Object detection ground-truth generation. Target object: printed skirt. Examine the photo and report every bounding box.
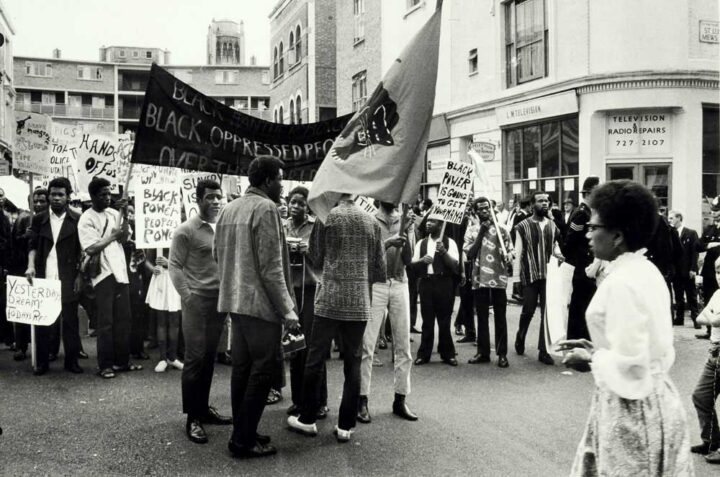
[571,376,694,476]
[145,270,181,313]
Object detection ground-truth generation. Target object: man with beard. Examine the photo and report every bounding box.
[11,188,48,361]
[512,191,563,365]
[214,159,298,457]
[564,176,599,341]
[169,179,231,445]
[26,177,84,375]
[466,197,513,368]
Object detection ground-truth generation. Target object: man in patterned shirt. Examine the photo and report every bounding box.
[465,197,514,368]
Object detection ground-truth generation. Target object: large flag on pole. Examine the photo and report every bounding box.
[308,2,443,221]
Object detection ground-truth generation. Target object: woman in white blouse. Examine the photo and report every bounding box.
[557,180,694,476]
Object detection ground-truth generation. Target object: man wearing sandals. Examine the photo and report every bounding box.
[78,177,141,379]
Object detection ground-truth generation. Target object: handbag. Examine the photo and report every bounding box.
[81,217,109,279]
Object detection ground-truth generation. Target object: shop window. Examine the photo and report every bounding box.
[702,106,720,219]
[352,71,367,112]
[505,0,548,88]
[354,0,365,44]
[503,116,579,205]
[468,49,478,75]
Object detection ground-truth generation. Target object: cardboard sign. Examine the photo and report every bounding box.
[75,133,133,195]
[354,196,378,215]
[14,112,52,176]
[180,172,222,218]
[6,276,62,326]
[429,160,474,224]
[128,164,179,196]
[39,129,81,195]
[135,183,182,249]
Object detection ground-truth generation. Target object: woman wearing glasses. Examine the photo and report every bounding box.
[557,180,693,476]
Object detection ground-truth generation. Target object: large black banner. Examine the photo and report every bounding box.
[131,64,353,180]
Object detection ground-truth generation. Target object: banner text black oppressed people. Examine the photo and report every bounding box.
[131,64,353,180]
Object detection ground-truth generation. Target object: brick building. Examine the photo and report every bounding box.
[268,0,337,125]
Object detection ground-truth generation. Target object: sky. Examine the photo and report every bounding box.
[4,0,276,65]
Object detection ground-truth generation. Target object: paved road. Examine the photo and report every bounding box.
[0,303,714,476]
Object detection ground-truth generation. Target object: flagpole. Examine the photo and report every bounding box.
[468,149,508,259]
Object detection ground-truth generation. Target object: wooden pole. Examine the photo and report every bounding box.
[28,172,37,371]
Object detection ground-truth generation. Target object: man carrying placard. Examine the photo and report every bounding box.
[26,177,84,375]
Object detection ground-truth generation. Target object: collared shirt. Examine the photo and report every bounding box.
[78,207,129,286]
[169,214,220,298]
[284,215,319,287]
[413,234,459,274]
[471,222,513,289]
[374,208,414,281]
[45,210,66,280]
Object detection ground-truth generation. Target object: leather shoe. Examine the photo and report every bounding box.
[454,326,465,336]
[442,357,459,366]
[696,333,711,340]
[78,350,89,359]
[538,353,555,365]
[413,357,429,366]
[691,442,719,455]
[468,354,491,364]
[203,406,232,425]
[392,399,418,421]
[457,335,476,344]
[357,395,371,423]
[497,356,509,368]
[316,405,329,420]
[256,433,271,445]
[186,419,208,444]
[286,404,300,416]
[228,440,277,459]
[65,363,84,374]
[33,365,49,376]
[514,333,525,355]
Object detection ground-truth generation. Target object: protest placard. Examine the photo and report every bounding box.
[135,183,182,249]
[39,128,80,194]
[127,164,179,196]
[354,196,378,215]
[180,171,222,218]
[14,112,52,176]
[75,132,133,194]
[428,159,474,225]
[6,276,62,326]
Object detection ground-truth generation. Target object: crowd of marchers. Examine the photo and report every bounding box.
[0,162,718,472]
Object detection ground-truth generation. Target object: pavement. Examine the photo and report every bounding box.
[0,302,716,476]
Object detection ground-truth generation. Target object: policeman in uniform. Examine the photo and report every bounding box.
[698,195,720,339]
[564,176,600,341]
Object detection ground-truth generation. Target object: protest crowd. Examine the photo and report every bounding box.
[0,6,718,475]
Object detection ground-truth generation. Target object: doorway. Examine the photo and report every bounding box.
[606,163,671,208]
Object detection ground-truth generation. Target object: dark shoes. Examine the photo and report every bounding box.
[130,352,149,360]
[413,357,429,366]
[316,405,329,420]
[456,335,476,344]
[186,419,208,444]
[497,356,509,368]
[442,357,459,366]
[286,404,300,416]
[378,337,388,350]
[13,350,26,361]
[228,440,277,459]
[78,350,90,360]
[538,353,555,366]
[65,363,84,374]
[691,442,719,455]
[357,395,371,423]
[33,365,49,376]
[266,388,283,405]
[203,406,232,425]
[468,354,491,364]
[217,351,232,366]
[392,394,418,421]
[696,333,711,340]
[514,333,525,355]
[454,326,465,336]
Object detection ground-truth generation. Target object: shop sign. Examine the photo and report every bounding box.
[470,142,496,162]
[496,91,578,127]
[426,158,449,184]
[606,111,671,156]
[700,20,719,43]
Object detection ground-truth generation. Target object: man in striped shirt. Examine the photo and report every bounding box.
[512,191,564,365]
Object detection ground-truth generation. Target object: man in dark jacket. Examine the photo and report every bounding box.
[668,210,701,327]
[698,196,720,339]
[26,177,84,375]
[646,205,683,323]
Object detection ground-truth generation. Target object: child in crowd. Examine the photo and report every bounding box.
[146,248,183,373]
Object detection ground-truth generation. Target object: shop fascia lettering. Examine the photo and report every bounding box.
[608,114,667,135]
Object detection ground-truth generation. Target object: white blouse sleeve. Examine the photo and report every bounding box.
[591,281,653,400]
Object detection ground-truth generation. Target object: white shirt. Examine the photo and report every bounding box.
[413,234,459,274]
[45,210,66,280]
[78,207,129,286]
[587,250,675,400]
[699,290,720,343]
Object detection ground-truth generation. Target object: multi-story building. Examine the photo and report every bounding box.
[15,46,271,136]
[207,19,245,66]
[0,0,15,168]
[268,0,337,125]
[338,0,719,230]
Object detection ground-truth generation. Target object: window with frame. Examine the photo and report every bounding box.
[468,49,478,75]
[354,0,365,44]
[215,70,239,84]
[289,99,295,124]
[279,42,285,76]
[295,96,302,124]
[132,50,139,58]
[505,0,548,88]
[295,26,302,62]
[279,105,284,124]
[702,107,719,217]
[119,49,126,58]
[146,51,153,59]
[77,66,103,80]
[26,62,53,77]
[273,47,279,79]
[503,116,579,206]
[289,31,296,65]
[352,71,367,112]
